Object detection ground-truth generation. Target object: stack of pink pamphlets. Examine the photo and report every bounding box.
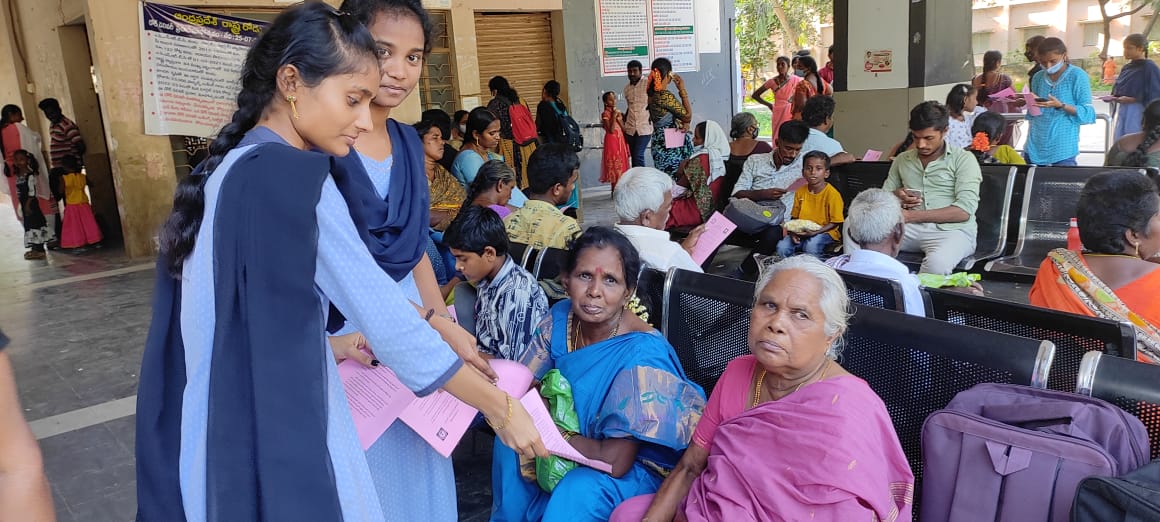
[339,358,613,472]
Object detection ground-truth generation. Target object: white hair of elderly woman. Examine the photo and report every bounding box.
[613,167,674,222]
[754,255,851,358]
[846,188,904,246]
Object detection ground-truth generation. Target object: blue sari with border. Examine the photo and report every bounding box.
[491,300,705,522]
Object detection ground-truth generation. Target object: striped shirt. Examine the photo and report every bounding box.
[475,256,549,360]
[48,116,84,168]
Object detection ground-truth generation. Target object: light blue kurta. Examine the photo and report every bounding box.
[356,152,460,521]
[179,144,461,521]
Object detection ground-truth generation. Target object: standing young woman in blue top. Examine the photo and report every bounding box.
[135,3,545,520]
[1025,37,1096,166]
[331,0,539,518]
[1111,33,1160,141]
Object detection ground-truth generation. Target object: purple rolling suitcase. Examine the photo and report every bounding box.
[920,383,1149,522]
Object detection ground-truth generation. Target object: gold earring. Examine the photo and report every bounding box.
[287,95,299,120]
[1136,242,1141,258]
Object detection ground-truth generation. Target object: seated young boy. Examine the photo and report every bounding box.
[504,143,581,250]
[776,150,844,258]
[443,205,549,361]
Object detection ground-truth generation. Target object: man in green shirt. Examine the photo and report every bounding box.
[874,101,981,275]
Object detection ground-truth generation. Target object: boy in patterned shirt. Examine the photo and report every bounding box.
[444,205,549,361]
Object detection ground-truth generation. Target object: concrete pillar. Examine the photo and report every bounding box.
[832,0,974,157]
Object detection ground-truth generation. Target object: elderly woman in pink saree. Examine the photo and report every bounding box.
[611,256,914,522]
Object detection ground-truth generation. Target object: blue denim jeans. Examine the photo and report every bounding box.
[776,233,835,258]
[626,133,651,168]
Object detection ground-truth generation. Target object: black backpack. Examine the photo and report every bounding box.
[1072,459,1160,521]
[552,103,583,152]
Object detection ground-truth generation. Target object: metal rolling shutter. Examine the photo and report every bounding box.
[474,12,555,117]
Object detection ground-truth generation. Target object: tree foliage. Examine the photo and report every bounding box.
[735,0,833,82]
[1097,0,1160,58]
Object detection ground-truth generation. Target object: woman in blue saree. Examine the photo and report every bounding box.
[492,227,706,521]
[1112,33,1160,141]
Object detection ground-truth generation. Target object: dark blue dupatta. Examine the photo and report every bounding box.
[136,130,343,521]
[1113,59,1160,106]
[329,118,429,281]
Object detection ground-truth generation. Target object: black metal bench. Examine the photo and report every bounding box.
[830,161,892,213]
[842,304,1056,514]
[835,269,906,313]
[923,287,1136,393]
[1077,351,1160,459]
[662,268,755,393]
[636,268,666,330]
[985,166,1151,277]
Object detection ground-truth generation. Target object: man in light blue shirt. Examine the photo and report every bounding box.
[800,95,854,166]
[1026,37,1097,166]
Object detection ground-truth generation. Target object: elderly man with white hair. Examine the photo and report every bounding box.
[827,189,926,316]
[613,167,705,272]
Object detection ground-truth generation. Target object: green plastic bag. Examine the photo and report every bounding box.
[917,272,981,289]
[535,369,580,492]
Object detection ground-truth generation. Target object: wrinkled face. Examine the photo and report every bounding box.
[641,191,673,230]
[749,269,836,375]
[565,246,632,325]
[367,12,426,108]
[421,127,444,161]
[294,65,379,156]
[910,127,947,159]
[450,247,495,284]
[476,120,502,149]
[802,157,829,187]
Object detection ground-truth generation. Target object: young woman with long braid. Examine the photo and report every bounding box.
[1107,99,1160,168]
[135,3,544,520]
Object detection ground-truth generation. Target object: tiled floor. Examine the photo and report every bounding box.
[1,188,1031,521]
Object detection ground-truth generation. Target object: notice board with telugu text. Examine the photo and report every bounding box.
[139,2,269,137]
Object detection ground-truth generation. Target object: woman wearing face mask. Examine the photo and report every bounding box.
[1111,34,1160,141]
[790,56,832,121]
[135,3,546,520]
[1030,171,1160,364]
[667,120,729,228]
[451,109,468,149]
[1024,37,1096,166]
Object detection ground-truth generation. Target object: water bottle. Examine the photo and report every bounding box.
[1067,217,1083,251]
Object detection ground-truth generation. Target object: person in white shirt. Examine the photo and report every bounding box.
[732,120,808,276]
[799,96,855,166]
[826,189,926,316]
[623,60,654,168]
[613,167,705,272]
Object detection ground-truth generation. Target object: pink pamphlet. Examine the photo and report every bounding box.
[490,360,612,472]
[690,212,738,265]
[987,87,1016,100]
[862,149,883,162]
[1100,95,1117,103]
[338,361,418,451]
[786,178,808,193]
[664,128,686,148]
[1022,85,1041,116]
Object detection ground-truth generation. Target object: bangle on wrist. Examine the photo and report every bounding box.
[563,431,579,441]
[485,394,513,431]
[438,312,456,324]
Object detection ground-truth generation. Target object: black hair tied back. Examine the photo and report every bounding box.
[159,1,379,277]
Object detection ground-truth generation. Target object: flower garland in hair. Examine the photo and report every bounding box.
[971,132,991,152]
[626,294,649,323]
[650,70,664,92]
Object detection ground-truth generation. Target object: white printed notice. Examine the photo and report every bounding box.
[651,0,698,73]
[597,0,650,76]
[139,3,267,136]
